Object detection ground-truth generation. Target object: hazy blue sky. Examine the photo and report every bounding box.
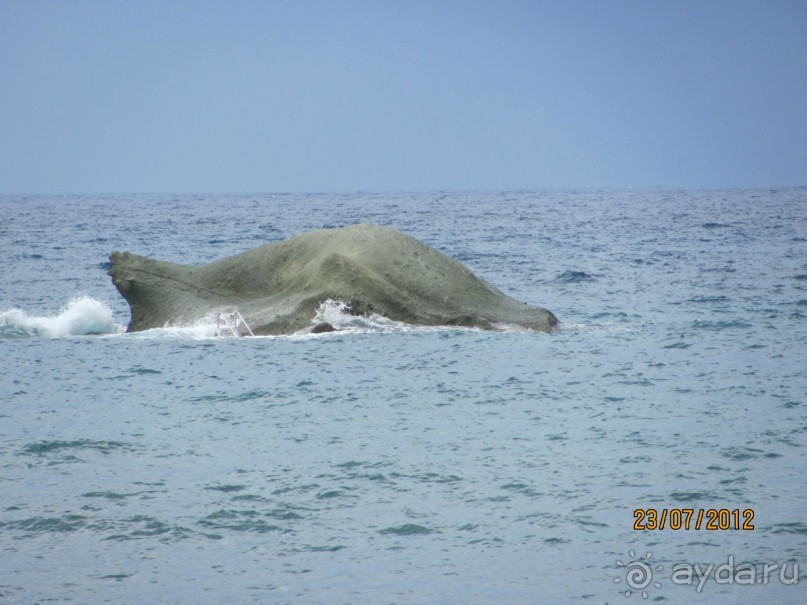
[1,0,805,193]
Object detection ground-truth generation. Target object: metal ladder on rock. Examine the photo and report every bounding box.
[216,309,255,337]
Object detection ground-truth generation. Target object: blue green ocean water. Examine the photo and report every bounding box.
[1,189,805,604]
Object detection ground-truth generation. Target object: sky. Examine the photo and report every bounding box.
[1,0,806,193]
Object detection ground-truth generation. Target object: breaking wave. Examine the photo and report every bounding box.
[305,299,419,334]
[0,296,124,338]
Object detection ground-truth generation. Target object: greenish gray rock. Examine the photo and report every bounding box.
[108,224,558,335]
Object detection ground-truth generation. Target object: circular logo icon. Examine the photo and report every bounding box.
[625,560,653,590]
[615,550,663,598]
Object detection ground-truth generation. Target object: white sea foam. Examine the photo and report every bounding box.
[302,299,441,335]
[0,296,125,337]
[123,324,222,340]
[124,314,235,340]
[313,299,409,332]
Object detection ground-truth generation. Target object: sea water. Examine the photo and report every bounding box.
[1,190,805,604]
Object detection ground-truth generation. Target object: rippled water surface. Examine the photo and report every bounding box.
[1,190,806,604]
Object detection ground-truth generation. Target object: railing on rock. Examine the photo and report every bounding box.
[216,309,255,337]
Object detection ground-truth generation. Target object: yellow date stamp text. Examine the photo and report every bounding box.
[633,508,755,531]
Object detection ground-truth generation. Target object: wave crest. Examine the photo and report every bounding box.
[0,296,124,338]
